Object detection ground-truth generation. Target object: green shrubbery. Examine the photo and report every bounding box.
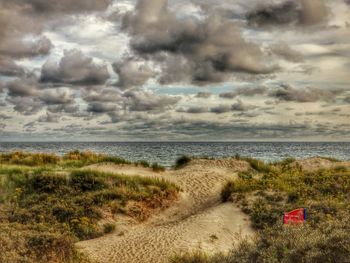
[0,154,178,263]
[0,151,166,170]
[174,156,191,169]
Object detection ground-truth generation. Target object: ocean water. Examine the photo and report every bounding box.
[0,141,349,167]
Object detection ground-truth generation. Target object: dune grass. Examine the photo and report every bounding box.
[0,152,177,263]
[0,150,166,171]
[176,157,350,263]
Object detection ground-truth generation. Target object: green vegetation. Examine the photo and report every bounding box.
[0,151,178,263]
[175,157,350,263]
[174,156,191,169]
[0,150,166,170]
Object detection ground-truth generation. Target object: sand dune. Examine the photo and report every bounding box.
[76,158,253,263]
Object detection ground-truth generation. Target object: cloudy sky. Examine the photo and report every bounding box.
[0,0,349,141]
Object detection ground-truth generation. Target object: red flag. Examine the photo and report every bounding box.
[283,208,306,225]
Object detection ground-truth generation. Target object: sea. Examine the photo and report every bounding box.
[0,141,349,167]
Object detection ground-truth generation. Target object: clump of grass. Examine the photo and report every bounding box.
[151,163,166,172]
[174,156,191,169]
[322,156,342,162]
[62,150,131,168]
[0,223,78,263]
[103,223,116,234]
[136,160,151,168]
[0,151,60,166]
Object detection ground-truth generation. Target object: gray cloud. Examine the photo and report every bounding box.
[0,57,25,76]
[87,102,118,113]
[81,87,123,103]
[4,77,79,114]
[247,1,300,27]
[41,49,110,85]
[0,113,11,120]
[39,88,75,105]
[0,5,50,59]
[269,42,304,63]
[196,92,212,98]
[38,112,61,123]
[231,99,255,112]
[0,35,52,59]
[210,105,232,114]
[123,89,180,112]
[177,106,209,114]
[246,0,329,27]
[113,58,155,89]
[220,86,267,99]
[6,77,39,97]
[6,96,42,115]
[269,84,343,103]
[2,0,111,15]
[119,0,278,85]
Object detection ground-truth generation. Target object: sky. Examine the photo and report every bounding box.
[0,0,349,141]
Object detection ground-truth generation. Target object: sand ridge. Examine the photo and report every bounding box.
[76,158,253,263]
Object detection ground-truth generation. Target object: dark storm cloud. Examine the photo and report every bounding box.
[41,49,110,85]
[269,84,344,103]
[118,0,278,86]
[247,0,329,28]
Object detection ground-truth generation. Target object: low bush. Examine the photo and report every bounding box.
[174,156,191,169]
[151,162,166,172]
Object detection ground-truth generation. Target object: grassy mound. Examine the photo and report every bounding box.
[0,152,178,263]
[0,150,166,171]
[175,158,350,263]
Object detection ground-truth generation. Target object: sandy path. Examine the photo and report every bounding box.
[76,159,253,263]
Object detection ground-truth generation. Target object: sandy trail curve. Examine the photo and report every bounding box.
[76,159,254,263]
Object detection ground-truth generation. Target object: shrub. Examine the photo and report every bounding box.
[103,223,116,234]
[151,163,166,172]
[174,156,191,169]
[0,223,76,263]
